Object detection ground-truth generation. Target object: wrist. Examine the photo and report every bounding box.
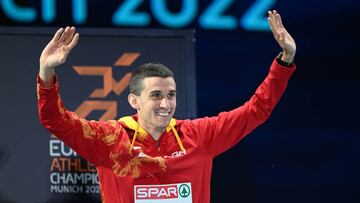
[39,66,56,87]
[276,52,295,67]
[281,51,295,63]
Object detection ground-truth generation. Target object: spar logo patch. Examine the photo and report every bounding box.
[135,182,192,202]
[136,185,178,199]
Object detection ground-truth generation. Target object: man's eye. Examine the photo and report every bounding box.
[168,92,176,98]
[151,93,162,98]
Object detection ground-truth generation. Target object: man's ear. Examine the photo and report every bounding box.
[128,94,139,110]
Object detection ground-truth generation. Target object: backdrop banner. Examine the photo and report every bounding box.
[0,27,196,203]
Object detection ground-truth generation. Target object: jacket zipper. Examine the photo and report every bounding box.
[156,141,160,153]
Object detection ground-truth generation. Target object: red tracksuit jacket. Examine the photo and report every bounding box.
[38,59,295,203]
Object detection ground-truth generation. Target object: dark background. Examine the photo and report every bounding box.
[1,0,359,202]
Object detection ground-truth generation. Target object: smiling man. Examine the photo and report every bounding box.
[38,10,296,203]
[127,63,177,141]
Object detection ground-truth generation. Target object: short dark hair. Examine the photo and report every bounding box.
[129,63,174,96]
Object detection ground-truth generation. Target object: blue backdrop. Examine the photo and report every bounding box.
[0,0,359,202]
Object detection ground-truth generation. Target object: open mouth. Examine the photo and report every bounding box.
[156,111,171,117]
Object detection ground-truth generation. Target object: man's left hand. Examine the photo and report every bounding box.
[268,10,296,63]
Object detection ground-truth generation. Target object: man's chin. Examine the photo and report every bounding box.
[156,119,171,128]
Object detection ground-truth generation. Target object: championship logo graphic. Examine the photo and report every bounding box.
[73,52,140,120]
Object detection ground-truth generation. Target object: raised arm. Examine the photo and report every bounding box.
[39,26,79,87]
[37,27,120,167]
[268,10,296,63]
[189,11,297,157]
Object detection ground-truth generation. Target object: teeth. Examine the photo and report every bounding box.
[157,112,169,117]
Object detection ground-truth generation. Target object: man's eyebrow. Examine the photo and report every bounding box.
[149,90,161,94]
[149,90,176,94]
[149,89,176,92]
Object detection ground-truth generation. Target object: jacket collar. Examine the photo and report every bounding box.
[118,115,177,135]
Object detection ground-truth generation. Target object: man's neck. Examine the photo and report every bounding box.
[148,129,163,141]
[138,120,165,141]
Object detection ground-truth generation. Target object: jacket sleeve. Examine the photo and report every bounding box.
[189,58,296,157]
[37,76,126,167]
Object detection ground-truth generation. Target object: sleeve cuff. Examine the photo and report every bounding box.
[269,57,296,80]
[37,75,58,89]
[36,75,59,97]
[276,52,295,67]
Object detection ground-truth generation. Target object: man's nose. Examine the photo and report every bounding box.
[159,98,170,108]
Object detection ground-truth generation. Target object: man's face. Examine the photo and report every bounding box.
[136,76,176,132]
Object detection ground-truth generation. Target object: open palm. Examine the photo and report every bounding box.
[40,27,79,69]
[268,10,296,58]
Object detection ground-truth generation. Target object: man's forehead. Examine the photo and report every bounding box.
[142,76,176,85]
[141,77,176,91]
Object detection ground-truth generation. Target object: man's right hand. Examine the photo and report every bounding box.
[39,26,79,87]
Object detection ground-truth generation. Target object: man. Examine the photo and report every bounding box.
[38,10,296,203]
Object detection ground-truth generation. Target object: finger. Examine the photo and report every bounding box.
[274,13,280,28]
[268,17,279,40]
[268,17,275,34]
[275,14,282,28]
[268,10,274,17]
[269,10,280,30]
[66,33,79,50]
[268,10,275,23]
[59,26,70,42]
[272,10,281,29]
[52,28,63,42]
[64,27,76,45]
